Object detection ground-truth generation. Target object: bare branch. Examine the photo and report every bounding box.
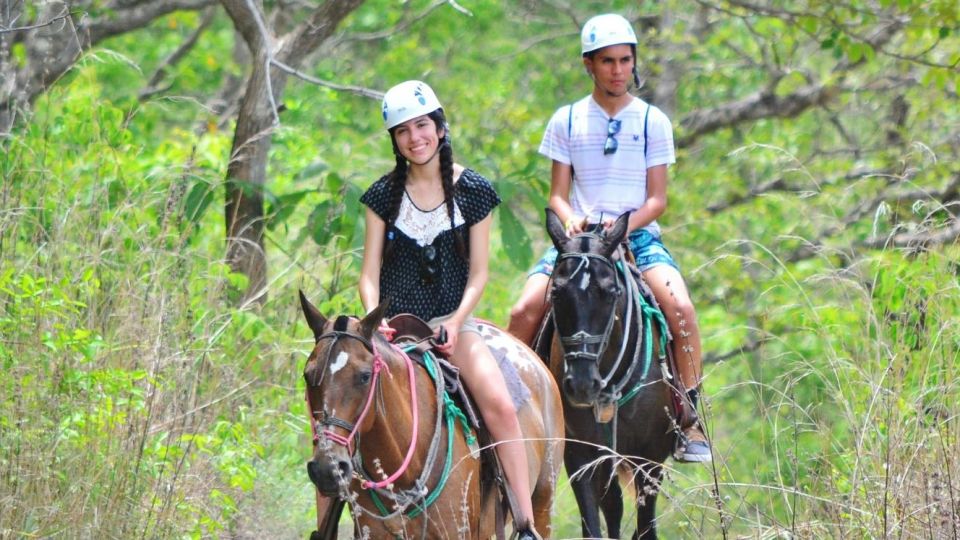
[678,83,840,147]
[271,60,382,100]
[703,337,771,364]
[327,0,445,47]
[0,6,70,35]
[86,0,216,44]
[707,167,889,214]
[862,218,960,251]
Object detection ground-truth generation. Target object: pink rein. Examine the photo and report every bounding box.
[306,337,420,490]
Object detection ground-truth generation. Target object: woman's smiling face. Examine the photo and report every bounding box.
[392,114,444,165]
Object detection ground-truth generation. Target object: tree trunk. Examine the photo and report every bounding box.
[220,0,365,304]
[224,52,282,304]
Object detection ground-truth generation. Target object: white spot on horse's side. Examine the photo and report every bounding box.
[579,272,590,291]
[330,351,349,375]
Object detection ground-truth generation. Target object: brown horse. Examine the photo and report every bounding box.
[300,292,564,539]
[541,209,678,540]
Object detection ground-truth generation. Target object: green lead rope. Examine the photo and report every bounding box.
[367,349,475,519]
[615,261,670,407]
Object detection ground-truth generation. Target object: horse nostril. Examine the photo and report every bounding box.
[336,459,352,480]
[307,461,321,484]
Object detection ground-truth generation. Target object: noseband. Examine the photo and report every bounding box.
[553,236,647,394]
[555,250,622,367]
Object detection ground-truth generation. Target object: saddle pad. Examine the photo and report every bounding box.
[476,322,532,412]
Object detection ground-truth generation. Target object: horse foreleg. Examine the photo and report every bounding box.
[631,464,663,540]
[599,477,623,539]
[565,443,606,539]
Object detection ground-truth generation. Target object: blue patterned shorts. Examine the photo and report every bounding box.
[528,229,679,276]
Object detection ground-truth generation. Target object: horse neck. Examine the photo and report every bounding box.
[358,344,441,485]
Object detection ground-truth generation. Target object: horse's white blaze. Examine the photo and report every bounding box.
[579,272,590,291]
[330,351,349,375]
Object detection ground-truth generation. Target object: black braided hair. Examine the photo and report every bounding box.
[381,108,466,261]
[436,121,468,260]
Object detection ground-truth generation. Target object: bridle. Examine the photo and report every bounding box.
[552,234,646,397]
[305,320,474,526]
[305,324,420,490]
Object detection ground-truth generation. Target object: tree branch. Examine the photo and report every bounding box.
[862,218,960,251]
[0,6,70,35]
[270,60,382,100]
[139,6,217,101]
[327,0,445,47]
[86,0,216,44]
[677,83,840,147]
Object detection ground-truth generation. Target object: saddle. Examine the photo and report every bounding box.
[385,314,482,432]
[384,314,525,540]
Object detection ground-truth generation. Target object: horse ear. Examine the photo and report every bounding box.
[601,211,631,257]
[299,290,327,340]
[545,208,567,252]
[359,299,390,339]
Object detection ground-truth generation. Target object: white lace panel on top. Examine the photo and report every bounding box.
[396,192,465,246]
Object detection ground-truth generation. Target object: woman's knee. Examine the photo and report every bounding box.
[481,391,519,426]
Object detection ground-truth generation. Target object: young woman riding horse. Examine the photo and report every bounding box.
[305,80,560,538]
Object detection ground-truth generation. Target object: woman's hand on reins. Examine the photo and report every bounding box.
[378,319,396,341]
[434,321,458,357]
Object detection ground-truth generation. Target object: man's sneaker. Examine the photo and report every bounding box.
[675,424,712,463]
[516,521,543,540]
[517,528,543,540]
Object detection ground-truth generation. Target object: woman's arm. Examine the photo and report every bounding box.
[359,207,385,314]
[435,213,492,354]
[627,164,668,232]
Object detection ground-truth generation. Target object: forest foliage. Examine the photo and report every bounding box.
[1,0,958,537]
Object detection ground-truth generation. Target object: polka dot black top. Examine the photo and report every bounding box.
[360,168,501,320]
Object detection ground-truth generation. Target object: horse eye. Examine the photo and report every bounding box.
[356,371,372,385]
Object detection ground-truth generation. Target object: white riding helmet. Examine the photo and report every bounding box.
[381,80,442,130]
[580,13,637,55]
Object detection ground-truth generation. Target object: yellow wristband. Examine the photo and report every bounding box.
[564,217,574,231]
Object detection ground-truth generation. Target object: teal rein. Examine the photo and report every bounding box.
[615,260,670,407]
[367,348,475,519]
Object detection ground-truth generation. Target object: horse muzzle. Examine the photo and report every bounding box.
[306,457,353,496]
[562,363,604,408]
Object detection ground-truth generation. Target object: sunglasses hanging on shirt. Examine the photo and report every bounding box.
[603,118,622,155]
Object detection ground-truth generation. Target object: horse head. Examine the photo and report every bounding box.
[300,290,390,497]
[546,208,631,407]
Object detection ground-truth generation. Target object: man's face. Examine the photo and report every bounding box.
[584,44,635,97]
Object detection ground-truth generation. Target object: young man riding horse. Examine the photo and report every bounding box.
[508,13,711,463]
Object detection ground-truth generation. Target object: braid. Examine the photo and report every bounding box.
[382,140,408,261]
[385,141,408,226]
[438,135,466,260]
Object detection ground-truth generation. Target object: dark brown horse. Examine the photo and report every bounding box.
[299,292,564,539]
[542,209,677,540]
